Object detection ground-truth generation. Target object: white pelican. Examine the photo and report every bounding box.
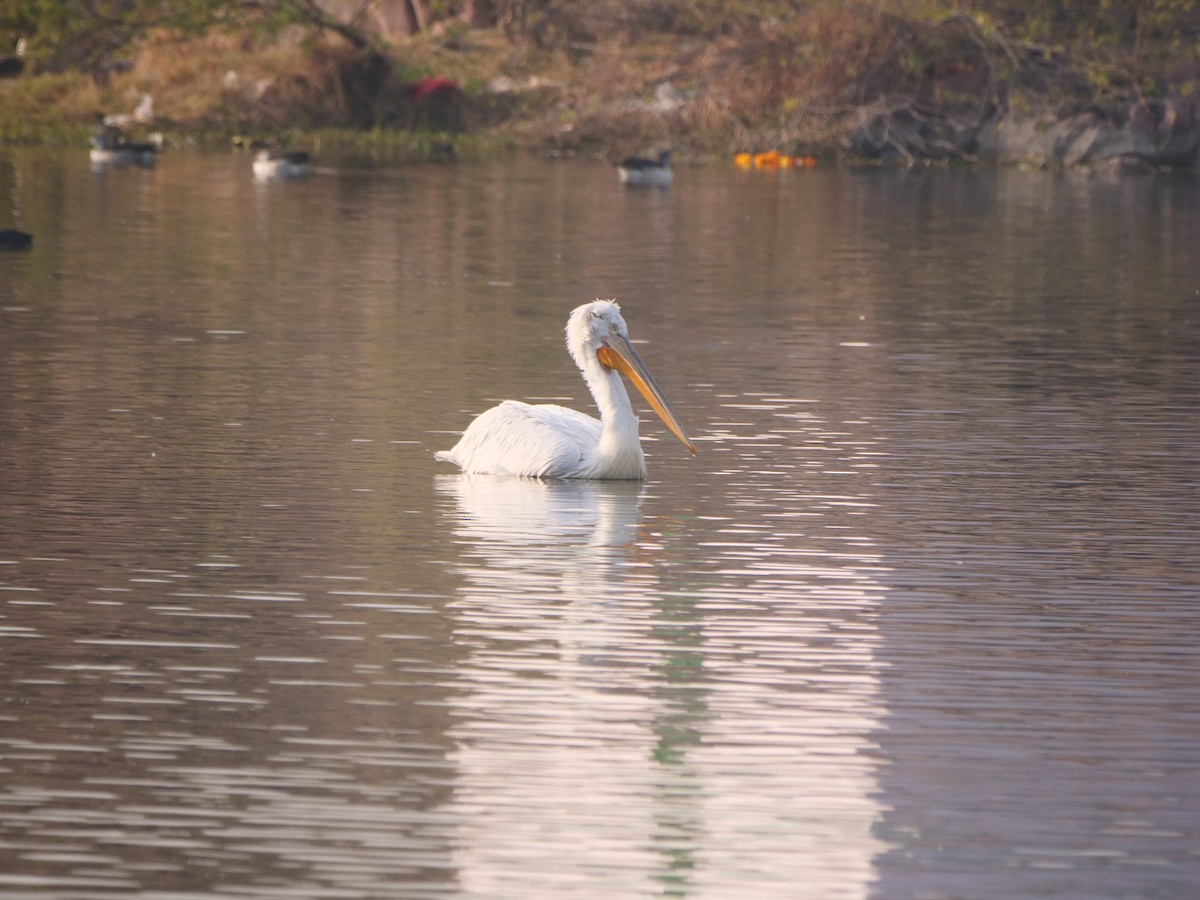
[436,300,697,479]
[617,150,673,187]
[252,148,312,181]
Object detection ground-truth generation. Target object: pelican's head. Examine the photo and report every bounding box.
[566,299,627,369]
[566,299,697,456]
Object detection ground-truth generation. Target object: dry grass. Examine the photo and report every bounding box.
[2,1,1197,157]
[504,1,940,155]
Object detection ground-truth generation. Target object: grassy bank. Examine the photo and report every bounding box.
[2,1,1198,162]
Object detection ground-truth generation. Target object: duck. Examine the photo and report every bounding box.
[617,150,673,187]
[252,148,312,181]
[0,228,32,249]
[89,116,157,167]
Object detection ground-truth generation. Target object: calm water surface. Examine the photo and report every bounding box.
[1,149,1198,898]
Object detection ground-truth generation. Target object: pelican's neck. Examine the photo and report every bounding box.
[581,354,646,478]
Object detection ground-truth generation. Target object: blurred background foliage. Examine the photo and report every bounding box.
[0,1,1196,148]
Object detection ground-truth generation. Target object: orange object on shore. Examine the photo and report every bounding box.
[735,151,819,170]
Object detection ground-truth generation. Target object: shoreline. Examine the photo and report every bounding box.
[3,12,1198,173]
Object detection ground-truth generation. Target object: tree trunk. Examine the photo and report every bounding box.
[370,0,428,37]
[467,0,498,28]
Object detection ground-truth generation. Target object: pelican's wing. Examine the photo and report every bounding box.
[437,401,602,478]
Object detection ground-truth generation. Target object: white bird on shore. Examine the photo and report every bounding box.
[617,150,673,187]
[103,92,154,128]
[436,300,696,479]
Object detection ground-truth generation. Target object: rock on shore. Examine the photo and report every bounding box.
[845,93,1200,171]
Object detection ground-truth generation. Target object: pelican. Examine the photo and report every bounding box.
[436,300,697,479]
[252,148,312,181]
[617,150,673,187]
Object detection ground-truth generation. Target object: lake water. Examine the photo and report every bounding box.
[1,147,1198,899]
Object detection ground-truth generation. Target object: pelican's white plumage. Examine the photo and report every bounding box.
[436,300,696,479]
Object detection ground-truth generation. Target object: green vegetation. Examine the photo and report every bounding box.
[1,1,1197,159]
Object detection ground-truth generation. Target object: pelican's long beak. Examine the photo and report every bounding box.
[598,335,698,455]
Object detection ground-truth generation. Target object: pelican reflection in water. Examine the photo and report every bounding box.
[434,474,715,894]
[436,300,696,479]
[437,476,643,567]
